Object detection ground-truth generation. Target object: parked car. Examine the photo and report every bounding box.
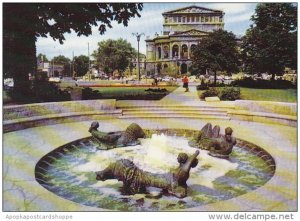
[4,78,14,89]
[48,77,61,83]
[162,76,174,82]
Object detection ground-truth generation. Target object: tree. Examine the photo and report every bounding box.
[37,53,49,62]
[92,38,136,74]
[74,55,90,76]
[129,62,134,75]
[3,3,143,98]
[191,29,240,85]
[51,55,71,77]
[52,55,70,65]
[241,3,297,79]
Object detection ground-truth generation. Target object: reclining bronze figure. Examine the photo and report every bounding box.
[88,121,146,149]
[95,150,200,198]
[189,123,236,158]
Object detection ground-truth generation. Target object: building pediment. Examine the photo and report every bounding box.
[170,29,209,37]
[163,5,223,15]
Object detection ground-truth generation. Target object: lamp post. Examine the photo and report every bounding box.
[52,59,55,77]
[132,32,144,81]
[174,52,179,79]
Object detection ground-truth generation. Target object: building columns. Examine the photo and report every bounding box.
[178,44,181,59]
[187,43,190,59]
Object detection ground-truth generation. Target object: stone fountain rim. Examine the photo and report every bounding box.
[34,128,276,211]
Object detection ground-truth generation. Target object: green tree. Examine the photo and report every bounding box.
[3,3,143,99]
[37,53,49,62]
[129,62,134,75]
[51,55,71,76]
[191,29,240,85]
[52,55,70,65]
[241,3,297,79]
[92,38,136,74]
[74,55,90,76]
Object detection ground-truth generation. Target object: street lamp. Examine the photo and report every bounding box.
[174,52,179,78]
[132,32,144,81]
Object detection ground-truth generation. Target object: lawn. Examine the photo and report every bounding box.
[83,86,178,100]
[240,88,297,103]
[198,87,297,103]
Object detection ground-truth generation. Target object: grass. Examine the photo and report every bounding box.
[198,87,297,103]
[240,88,297,103]
[84,86,178,100]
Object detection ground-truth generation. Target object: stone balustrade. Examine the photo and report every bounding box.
[3,100,121,132]
[228,100,297,127]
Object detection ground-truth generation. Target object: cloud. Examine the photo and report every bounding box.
[207,3,253,14]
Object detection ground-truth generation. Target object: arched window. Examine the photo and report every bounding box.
[163,45,169,58]
[190,44,197,58]
[158,47,161,59]
[181,44,188,59]
[172,45,179,58]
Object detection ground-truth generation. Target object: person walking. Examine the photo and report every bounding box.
[182,75,189,92]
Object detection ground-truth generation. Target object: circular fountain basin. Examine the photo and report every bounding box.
[35,129,275,211]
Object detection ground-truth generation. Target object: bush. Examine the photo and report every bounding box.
[196,84,209,90]
[196,80,226,90]
[82,87,102,100]
[231,78,296,89]
[7,81,71,103]
[32,82,71,102]
[196,79,209,90]
[145,88,167,93]
[200,87,240,101]
[219,87,240,101]
[200,87,219,99]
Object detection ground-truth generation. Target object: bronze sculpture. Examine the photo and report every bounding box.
[88,121,146,149]
[95,150,200,198]
[189,123,236,158]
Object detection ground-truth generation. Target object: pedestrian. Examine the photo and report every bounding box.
[182,75,189,92]
[154,77,158,86]
[153,77,158,86]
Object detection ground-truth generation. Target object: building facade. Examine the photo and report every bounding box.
[145,6,224,76]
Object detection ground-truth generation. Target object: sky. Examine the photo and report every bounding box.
[36,2,258,60]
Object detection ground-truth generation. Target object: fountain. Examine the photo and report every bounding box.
[95,150,199,198]
[88,122,146,149]
[35,122,276,211]
[189,123,237,158]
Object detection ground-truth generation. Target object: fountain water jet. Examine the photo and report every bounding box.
[35,126,276,211]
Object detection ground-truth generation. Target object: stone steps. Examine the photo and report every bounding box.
[118,106,231,120]
[120,106,230,111]
[122,110,228,116]
[119,114,230,119]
